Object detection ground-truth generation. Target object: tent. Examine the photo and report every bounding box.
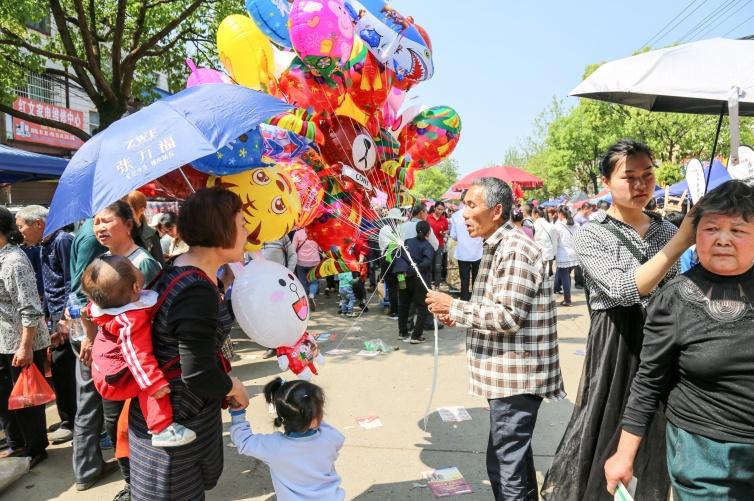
[662,160,731,197]
[0,144,68,183]
[450,165,544,191]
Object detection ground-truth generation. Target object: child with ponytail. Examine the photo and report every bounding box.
[229,377,345,500]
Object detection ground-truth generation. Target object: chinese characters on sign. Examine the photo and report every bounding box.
[11,97,85,149]
[115,127,178,181]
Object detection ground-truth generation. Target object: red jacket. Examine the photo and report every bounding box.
[88,291,168,396]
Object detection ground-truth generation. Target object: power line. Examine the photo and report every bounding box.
[723,12,754,36]
[639,0,706,49]
[677,0,742,42]
[694,0,753,40]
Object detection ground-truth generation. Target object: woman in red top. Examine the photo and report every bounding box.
[427,202,449,288]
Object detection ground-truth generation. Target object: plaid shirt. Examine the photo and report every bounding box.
[449,222,565,400]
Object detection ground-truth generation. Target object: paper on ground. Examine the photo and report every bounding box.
[421,467,473,497]
[357,350,380,357]
[437,406,472,422]
[325,349,352,355]
[317,332,337,342]
[356,416,383,429]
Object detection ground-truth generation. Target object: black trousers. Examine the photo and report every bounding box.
[458,260,480,301]
[384,271,399,316]
[0,349,49,456]
[487,394,542,501]
[574,265,584,287]
[103,398,130,484]
[51,340,78,430]
[398,275,428,340]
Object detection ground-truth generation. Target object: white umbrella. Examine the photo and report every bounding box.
[571,37,754,188]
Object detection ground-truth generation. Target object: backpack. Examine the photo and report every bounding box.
[89,268,217,400]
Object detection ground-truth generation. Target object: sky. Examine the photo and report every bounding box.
[397,0,754,174]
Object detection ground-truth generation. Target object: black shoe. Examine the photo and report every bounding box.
[76,459,119,490]
[113,485,131,501]
[410,337,427,344]
[28,450,48,469]
[262,348,276,359]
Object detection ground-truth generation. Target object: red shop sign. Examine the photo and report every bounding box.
[11,97,85,149]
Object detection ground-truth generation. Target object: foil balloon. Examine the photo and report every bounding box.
[232,260,308,348]
[399,106,462,170]
[336,93,369,126]
[192,128,268,175]
[280,162,325,227]
[277,63,346,114]
[260,123,312,163]
[345,32,368,70]
[344,0,433,83]
[346,52,391,116]
[374,126,400,163]
[289,0,354,77]
[210,165,301,251]
[388,104,426,137]
[246,0,294,48]
[272,46,297,79]
[306,200,361,258]
[185,59,230,88]
[145,166,209,200]
[320,115,378,173]
[217,14,275,91]
[268,109,324,144]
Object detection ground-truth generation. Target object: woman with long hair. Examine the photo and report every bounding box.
[542,139,694,500]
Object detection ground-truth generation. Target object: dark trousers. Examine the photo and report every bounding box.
[71,339,107,484]
[103,398,130,484]
[367,247,380,287]
[555,266,574,302]
[574,265,584,288]
[0,350,49,456]
[385,271,399,316]
[51,340,77,430]
[458,259,480,301]
[432,245,446,286]
[352,274,366,303]
[487,394,542,501]
[398,275,428,340]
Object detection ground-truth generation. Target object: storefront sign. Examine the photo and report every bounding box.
[11,97,84,149]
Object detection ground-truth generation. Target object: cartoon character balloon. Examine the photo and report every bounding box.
[277,332,324,380]
[399,106,461,170]
[192,128,268,175]
[346,52,391,116]
[320,115,378,173]
[185,59,230,88]
[277,63,346,114]
[260,123,312,163]
[211,165,301,250]
[280,162,325,227]
[217,14,275,91]
[345,0,433,83]
[289,0,354,77]
[246,0,294,48]
[232,260,309,348]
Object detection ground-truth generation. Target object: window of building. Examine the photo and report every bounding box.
[15,72,64,106]
[89,110,100,133]
[26,17,51,36]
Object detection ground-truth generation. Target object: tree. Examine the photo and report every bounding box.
[0,0,238,139]
[655,162,683,187]
[410,157,459,200]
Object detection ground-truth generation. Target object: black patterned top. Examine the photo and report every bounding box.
[622,264,754,444]
[574,211,679,311]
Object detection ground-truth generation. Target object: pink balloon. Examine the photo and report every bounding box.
[387,87,407,113]
[289,0,353,77]
[185,59,230,88]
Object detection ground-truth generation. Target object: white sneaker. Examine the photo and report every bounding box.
[151,423,196,447]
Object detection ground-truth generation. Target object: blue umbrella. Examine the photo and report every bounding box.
[45,83,291,236]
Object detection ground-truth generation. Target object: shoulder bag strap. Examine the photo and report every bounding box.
[596,220,648,264]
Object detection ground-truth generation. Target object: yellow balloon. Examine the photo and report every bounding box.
[217,14,274,92]
[336,93,369,126]
[209,166,301,251]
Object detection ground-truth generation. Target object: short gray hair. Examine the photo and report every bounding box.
[15,205,49,224]
[470,177,513,221]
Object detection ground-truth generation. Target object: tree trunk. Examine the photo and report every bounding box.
[95,100,127,135]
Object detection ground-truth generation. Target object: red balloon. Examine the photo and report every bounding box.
[306,200,361,258]
[319,115,378,173]
[346,53,391,117]
[280,163,325,227]
[277,65,346,115]
[140,166,209,199]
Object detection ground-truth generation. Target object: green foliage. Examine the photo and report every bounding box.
[655,162,683,187]
[410,157,459,200]
[0,0,241,138]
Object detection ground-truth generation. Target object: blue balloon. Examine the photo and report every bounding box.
[192,127,269,175]
[246,0,293,48]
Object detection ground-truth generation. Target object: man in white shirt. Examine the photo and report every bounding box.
[532,208,558,276]
[450,198,483,301]
[378,208,405,318]
[400,204,439,250]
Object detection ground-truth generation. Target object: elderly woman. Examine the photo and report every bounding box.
[542,139,695,500]
[92,200,162,497]
[128,187,249,501]
[0,207,50,467]
[605,180,754,499]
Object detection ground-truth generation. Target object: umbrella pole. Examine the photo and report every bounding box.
[705,103,726,194]
[177,167,196,194]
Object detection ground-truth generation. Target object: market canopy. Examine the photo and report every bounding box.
[663,160,731,197]
[0,144,68,183]
[450,165,544,191]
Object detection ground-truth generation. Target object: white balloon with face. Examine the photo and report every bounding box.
[232,259,309,348]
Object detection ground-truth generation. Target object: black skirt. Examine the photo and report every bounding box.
[541,306,670,501]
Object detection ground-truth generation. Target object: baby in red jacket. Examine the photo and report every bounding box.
[82,255,195,448]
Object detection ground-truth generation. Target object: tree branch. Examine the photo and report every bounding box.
[0,31,87,66]
[111,0,128,89]
[129,0,150,54]
[143,27,192,57]
[0,102,91,142]
[71,0,117,103]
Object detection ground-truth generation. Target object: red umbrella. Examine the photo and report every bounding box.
[451,165,544,191]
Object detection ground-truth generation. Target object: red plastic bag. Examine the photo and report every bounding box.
[8,364,56,410]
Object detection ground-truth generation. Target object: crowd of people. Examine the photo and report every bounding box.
[0,138,752,501]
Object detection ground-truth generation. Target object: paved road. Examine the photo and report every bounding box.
[3,287,590,500]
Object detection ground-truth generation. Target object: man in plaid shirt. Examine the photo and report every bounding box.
[427,177,565,501]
